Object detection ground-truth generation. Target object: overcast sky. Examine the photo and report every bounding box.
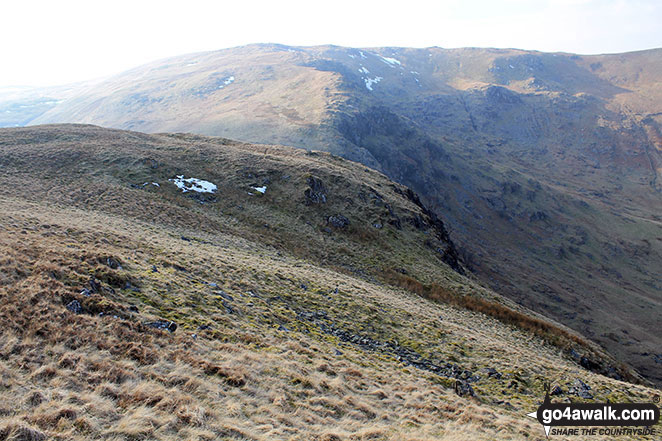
[2,0,661,87]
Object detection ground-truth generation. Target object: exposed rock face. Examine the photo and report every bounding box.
[397,187,464,274]
[304,176,327,205]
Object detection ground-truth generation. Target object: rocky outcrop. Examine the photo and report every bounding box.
[396,187,464,274]
[327,214,350,228]
[304,176,328,204]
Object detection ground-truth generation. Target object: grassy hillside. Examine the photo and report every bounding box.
[1,124,659,440]
[17,44,662,385]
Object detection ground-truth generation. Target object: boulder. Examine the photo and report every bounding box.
[550,385,564,396]
[66,300,82,314]
[145,320,177,333]
[327,214,350,228]
[454,380,476,397]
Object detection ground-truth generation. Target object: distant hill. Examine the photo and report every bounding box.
[6,44,662,384]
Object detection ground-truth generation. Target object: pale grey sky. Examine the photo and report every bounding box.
[2,0,661,87]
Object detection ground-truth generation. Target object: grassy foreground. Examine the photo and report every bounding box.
[0,125,658,440]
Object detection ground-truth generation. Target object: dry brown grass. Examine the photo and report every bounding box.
[0,125,659,440]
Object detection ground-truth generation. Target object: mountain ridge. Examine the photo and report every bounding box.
[2,43,661,385]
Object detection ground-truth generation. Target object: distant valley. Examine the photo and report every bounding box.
[3,43,662,385]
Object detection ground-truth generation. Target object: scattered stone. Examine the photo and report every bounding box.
[216,291,234,302]
[208,282,218,288]
[198,324,211,330]
[151,265,158,273]
[297,310,473,382]
[479,367,502,379]
[181,236,191,242]
[124,281,141,293]
[327,214,350,228]
[88,278,101,293]
[80,288,91,297]
[304,176,328,204]
[300,283,308,291]
[106,257,122,270]
[455,380,476,397]
[388,217,402,230]
[278,325,290,332]
[145,320,177,333]
[128,305,139,313]
[221,300,236,314]
[494,400,517,410]
[568,379,593,399]
[529,211,548,222]
[550,385,564,396]
[373,222,383,229]
[580,356,600,371]
[334,349,343,356]
[66,300,82,314]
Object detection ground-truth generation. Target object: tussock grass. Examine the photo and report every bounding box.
[0,125,658,440]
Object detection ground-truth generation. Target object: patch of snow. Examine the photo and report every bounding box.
[410,71,419,75]
[509,64,515,69]
[152,182,160,187]
[364,76,383,91]
[358,66,370,74]
[348,54,356,59]
[380,56,401,67]
[186,62,198,66]
[252,186,267,194]
[218,76,235,89]
[169,175,217,193]
[359,51,367,59]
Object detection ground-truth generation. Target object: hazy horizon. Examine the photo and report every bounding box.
[2,0,662,87]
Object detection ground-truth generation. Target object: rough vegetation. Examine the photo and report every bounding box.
[0,125,659,440]
[8,45,662,384]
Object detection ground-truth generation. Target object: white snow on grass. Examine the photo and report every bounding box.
[358,66,370,74]
[380,56,402,67]
[186,62,198,66]
[218,76,235,89]
[509,64,515,69]
[359,51,367,59]
[152,182,160,187]
[348,54,356,59]
[410,71,419,75]
[364,76,383,91]
[252,186,267,194]
[169,175,217,193]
